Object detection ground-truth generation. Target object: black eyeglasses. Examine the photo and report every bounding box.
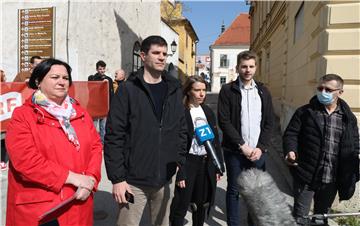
[317,86,341,93]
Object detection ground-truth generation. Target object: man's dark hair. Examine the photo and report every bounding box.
[28,58,72,89]
[319,73,344,89]
[30,56,41,64]
[96,60,106,69]
[140,36,168,54]
[237,50,258,66]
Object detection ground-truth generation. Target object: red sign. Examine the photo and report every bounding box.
[1,81,109,132]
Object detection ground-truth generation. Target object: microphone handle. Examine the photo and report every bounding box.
[203,140,223,176]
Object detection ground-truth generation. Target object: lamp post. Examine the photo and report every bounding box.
[168,40,177,56]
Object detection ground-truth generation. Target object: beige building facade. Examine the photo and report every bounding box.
[249,0,360,212]
[161,0,198,82]
[249,1,360,131]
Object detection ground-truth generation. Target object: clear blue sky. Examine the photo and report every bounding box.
[182,1,250,55]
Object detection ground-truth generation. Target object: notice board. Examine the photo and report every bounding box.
[18,7,55,72]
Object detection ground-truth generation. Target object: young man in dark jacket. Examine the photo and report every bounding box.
[88,60,114,144]
[217,51,274,226]
[104,35,187,226]
[283,74,359,226]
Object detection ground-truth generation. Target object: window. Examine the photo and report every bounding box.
[220,76,226,85]
[264,52,270,84]
[220,54,229,68]
[132,41,142,72]
[294,2,304,43]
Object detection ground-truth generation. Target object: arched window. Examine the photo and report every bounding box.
[133,41,142,72]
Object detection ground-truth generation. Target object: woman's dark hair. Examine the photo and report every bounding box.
[28,58,72,89]
[183,75,206,109]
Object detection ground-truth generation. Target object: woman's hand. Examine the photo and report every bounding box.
[65,171,96,191]
[216,174,221,181]
[176,180,186,188]
[75,187,92,201]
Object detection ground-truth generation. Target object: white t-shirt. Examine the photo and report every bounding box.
[189,105,207,156]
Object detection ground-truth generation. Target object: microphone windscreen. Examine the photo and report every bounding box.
[237,169,296,226]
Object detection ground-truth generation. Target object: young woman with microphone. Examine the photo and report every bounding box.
[170,75,224,226]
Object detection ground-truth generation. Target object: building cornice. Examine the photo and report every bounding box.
[251,1,287,51]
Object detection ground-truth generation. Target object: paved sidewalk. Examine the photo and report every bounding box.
[0,93,295,225]
[92,124,294,226]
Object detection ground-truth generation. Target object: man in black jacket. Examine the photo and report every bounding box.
[283,74,359,226]
[104,35,187,226]
[88,60,114,144]
[218,51,274,226]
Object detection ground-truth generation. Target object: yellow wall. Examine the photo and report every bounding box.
[250,1,360,129]
[250,0,360,212]
[161,0,197,82]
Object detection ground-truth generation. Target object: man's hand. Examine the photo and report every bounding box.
[285,151,298,166]
[239,144,254,157]
[112,181,133,204]
[176,180,186,188]
[249,148,262,162]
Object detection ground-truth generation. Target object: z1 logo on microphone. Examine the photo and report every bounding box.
[195,124,215,144]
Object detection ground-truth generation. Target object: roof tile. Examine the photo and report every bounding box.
[213,13,250,46]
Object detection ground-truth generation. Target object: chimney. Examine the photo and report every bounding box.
[221,20,225,34]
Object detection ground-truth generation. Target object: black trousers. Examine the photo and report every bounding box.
[293,179,337,226]
[170,154,210,226]
[1,139,7,162]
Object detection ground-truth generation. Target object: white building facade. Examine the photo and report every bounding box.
[1,1,164,81]
[160,19,179,78]
[210,45,248,93]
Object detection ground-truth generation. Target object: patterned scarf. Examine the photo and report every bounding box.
[32,90,80,150]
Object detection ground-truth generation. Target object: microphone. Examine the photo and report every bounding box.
[237,169,296,226]
[194,117,224,176]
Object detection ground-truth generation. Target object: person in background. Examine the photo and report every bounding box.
[104,35,187,226]
[217,50,274,226]
[113,68,126,93]
[88,60,114,144]
[5,58,102,226]
[170,75,224,226]
[1,69,8,170]
[13,55,42,82]
[283,74,359,226]
[1,69,6,82]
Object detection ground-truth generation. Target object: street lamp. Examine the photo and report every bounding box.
[169,40,177,56]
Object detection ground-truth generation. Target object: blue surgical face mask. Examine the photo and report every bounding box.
[316,91,333,105]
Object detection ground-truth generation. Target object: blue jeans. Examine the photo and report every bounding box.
[224,151,266,226]
[93,117,106,144]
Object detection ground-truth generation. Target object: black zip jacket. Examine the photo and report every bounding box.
[174,104,225,214]
[176,104,225,181]
[217,77,275,152]
[104,67,187,187]
[283,96,359,200]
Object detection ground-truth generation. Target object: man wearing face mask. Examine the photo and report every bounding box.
[283,74,359,226]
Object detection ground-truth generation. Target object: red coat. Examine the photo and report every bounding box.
[5,97,103,226]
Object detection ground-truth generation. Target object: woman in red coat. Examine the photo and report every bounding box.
[5,58,102,226]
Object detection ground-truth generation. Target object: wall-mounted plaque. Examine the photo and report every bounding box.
[18,7,55,72]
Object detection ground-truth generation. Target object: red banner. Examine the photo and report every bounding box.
[0,81,109,132]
